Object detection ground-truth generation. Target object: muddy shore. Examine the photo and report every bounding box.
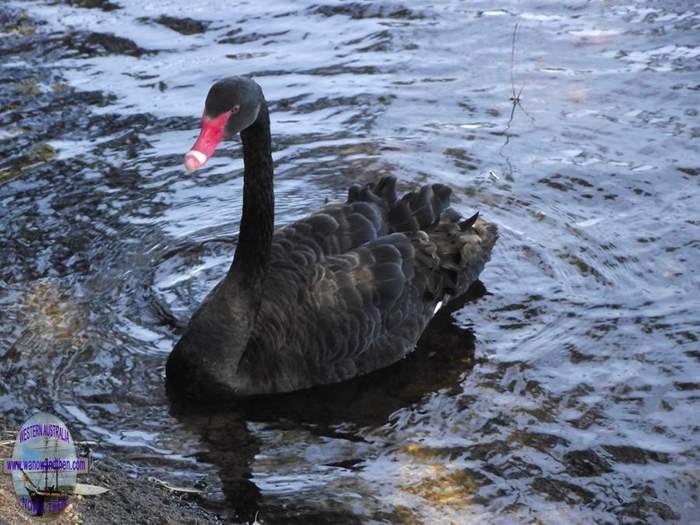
[0,458,224,525]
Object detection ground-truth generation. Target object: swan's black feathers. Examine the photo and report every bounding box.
[232,176,497,394]
[459,211,480,230]
[374,175,398,203]
[168,78,498,398]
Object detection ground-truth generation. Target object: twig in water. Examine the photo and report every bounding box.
[498,23,535,179]
[506,23,535,130]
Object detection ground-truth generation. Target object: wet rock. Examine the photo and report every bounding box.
[260,508,363,525]
[14,78,41,96]
[0,79,115,143]
[568,345,597,363]
[0,9,47,58]
[568,406,605,430]
[618,496,680,522]
[531,476,595,505]
[311,2,424,20]
[686,349,700,362]
[219,28,288,45]
[444,147,480,171]
[563,449,613,477]
[483,455,543,480]
[538,173,572,192]
[0,143,56,184]
[403,443,469,461]
[139,15,210,35]
[677,167,699,177]
[466,440,509,461]
[58,0,121,11]
[290,94,394,120]
[302,63,379,76]
[323,458,364,471]
[342,29,392,53]
[375,505,421,525]
[0,10,38,36]
[512,430,570,451]
[602,445,671,464]
[403,468,491,510]
[673,381,700,391]
[62,31,149,57]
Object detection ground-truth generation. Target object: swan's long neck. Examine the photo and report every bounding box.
[166,98,274,398]
[226,101,274,289]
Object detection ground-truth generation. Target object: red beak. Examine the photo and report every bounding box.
[184,111,231,172]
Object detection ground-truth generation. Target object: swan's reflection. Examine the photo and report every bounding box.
[167,280,485,522]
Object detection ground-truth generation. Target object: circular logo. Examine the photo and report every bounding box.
[7,412,80,520]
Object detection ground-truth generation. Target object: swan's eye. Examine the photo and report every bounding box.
[231,105,240,114]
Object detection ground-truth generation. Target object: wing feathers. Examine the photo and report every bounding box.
[244,175,497,392]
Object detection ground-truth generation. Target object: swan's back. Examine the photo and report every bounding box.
[231,176,497,394]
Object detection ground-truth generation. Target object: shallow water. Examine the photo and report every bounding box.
[1,0,699,523]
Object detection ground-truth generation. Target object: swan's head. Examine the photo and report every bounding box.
[184,77,264,172]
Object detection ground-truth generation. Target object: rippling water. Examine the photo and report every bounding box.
[1,0,699,523]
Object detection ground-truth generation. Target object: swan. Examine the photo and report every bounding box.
[166,77,497,399]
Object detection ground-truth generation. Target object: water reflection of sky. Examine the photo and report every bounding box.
[1,0,699,523]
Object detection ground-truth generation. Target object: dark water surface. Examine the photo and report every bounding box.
[1,0,699,523]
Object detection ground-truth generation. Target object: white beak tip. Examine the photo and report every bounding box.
[184,150,207,172]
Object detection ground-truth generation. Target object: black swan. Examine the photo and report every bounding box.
[166,76,497,399]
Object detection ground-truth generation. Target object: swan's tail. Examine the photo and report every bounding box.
[348,175,498,297]
[426,210,498,296]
